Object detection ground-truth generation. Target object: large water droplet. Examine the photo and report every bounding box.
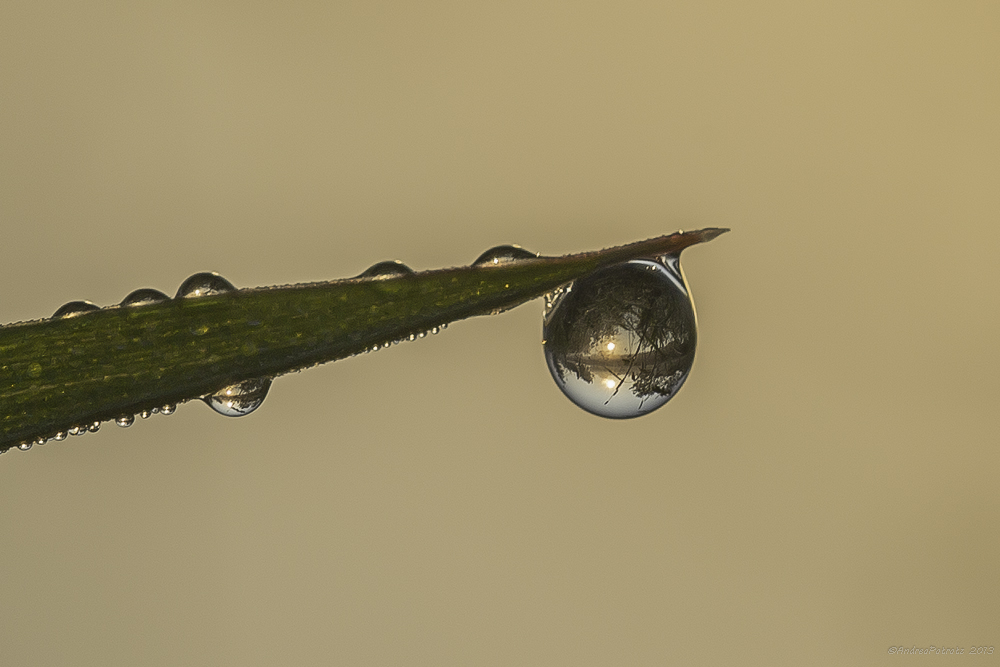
[120,288,169,307]
[542,258,697,419]
[203,378,271,417]
[356,261,415,279]
[473,244,538,266]
[176,272,236,298]
[53,301,100,318]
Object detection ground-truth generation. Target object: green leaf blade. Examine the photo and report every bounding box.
[0,228,727,449]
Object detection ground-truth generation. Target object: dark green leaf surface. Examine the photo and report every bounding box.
[0,229,727,450]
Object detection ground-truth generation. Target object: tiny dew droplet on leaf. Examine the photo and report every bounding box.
[52,300,100,318]
[356,261,415,279]
[542,257,697,419]
[472,244,538,266]
[120,288,170,307]
[176,272,236,298]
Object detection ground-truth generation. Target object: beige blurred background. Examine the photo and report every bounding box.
[1,2,997,665]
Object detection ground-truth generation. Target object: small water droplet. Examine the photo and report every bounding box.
[472,244,538,266]
[68,425,85,436]
[160,404,176,415]
[18,442,31,451]
[543,258,697,419]
[33,436,47,446]
[120,288,169,307]
[204,378,271,417]
[417,331,426,338]
[53,431,67,441]
[139,410,153,419]
[53,300,100,318]
[87,422,100,433]
[408,333,417,341]
[115,415,135,427]
[176,272,236,298]
[430,326,440,335]
[356,261,415,279]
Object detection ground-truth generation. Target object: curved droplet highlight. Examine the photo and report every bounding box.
[472,244,538,266]
[176,272,236,298]
[115,415,135,428]
[18,442,31,451]
[543,258,697,419]
[120,288,170,307]
[53,300,100,318]
[203,378,271,417]
[160,404,176,415]
[356,261,415,279]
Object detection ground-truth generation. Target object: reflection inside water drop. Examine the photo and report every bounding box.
[204,378,271,417]
[543,258,697,419]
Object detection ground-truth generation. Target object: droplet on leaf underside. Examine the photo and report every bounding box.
[356,261,415,279]
[542,256,697,419]
[472,244,538,266]
[203,378,271,417]
[176,272,236,298]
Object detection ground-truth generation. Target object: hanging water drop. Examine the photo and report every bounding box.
[472,244,538,266]
[87,422,100,433]
[53,431,67,441]
[139,409,154,419]
[115,415,135,427]
[120,288,170,307]
[18,442,31,451]
[176,272,236,298]
[542,257,697,419]
[53,300,100,318]
[160,404,176,415]
[356,261,415,279]
[33,436,47,446]
[204,378,271,417]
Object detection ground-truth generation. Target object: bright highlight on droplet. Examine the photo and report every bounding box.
[542,257,697,419]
